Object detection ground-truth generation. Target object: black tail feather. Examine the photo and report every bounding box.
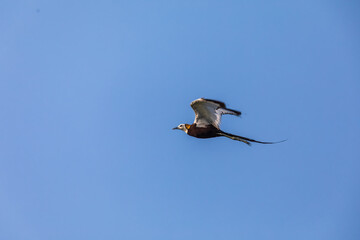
[217,131,286,146]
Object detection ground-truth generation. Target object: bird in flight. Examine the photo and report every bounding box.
[173,98,284,145]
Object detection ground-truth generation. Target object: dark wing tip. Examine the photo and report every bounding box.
[203,98,241,116]
[202,98,226,108]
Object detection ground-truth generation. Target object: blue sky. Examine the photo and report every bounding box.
[1,1,359,239]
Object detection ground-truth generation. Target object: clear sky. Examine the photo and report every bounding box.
[1,1,360,239]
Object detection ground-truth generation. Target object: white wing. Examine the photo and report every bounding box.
[190,98,241,129]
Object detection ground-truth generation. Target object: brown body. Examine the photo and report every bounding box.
[187,124,220,138]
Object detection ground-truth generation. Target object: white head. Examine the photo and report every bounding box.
[172,124,190,133]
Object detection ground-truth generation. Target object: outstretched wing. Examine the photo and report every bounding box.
[190,98,241,129]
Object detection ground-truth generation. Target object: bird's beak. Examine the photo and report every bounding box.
[172,127,179,130]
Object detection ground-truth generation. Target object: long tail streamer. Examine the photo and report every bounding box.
[217,131,286,146]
